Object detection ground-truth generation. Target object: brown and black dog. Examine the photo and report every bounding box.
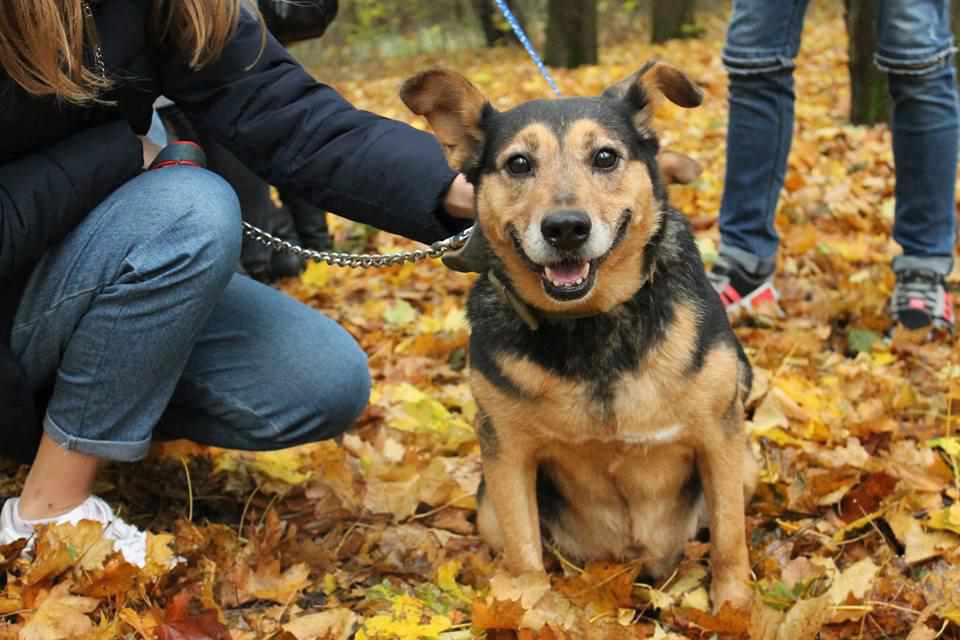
[401,61,758,611]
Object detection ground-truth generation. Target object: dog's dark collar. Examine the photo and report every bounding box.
[486,271,542,330]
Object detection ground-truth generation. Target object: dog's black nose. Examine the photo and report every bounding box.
[541,210,592,251]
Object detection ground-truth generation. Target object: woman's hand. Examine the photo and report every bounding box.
[139,136,162,169]
[443,174,475,219]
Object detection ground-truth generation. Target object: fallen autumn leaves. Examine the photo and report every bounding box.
[2,2,960,638]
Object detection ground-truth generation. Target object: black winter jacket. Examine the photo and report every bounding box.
[0,0,462,462]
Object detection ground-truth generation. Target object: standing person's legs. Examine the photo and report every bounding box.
[878,0,957,331]
[719,0,811,266]
[711,0,811,310]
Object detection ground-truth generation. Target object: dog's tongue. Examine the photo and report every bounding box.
[545,262,589,286]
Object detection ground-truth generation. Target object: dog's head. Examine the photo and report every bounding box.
[401,61,702,314]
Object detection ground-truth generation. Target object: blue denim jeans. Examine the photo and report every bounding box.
[719,0,958,277]
[10,167,370,462]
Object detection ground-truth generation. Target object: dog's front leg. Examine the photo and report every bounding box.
[483,446,544,574]
[697,426,752,612]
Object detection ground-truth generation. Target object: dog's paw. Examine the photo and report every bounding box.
[710,578,753,613]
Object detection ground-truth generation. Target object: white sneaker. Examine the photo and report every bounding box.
[0,496,147,567]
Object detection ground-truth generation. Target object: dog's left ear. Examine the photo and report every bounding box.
[603,60,703,133]
[400,69,491,173]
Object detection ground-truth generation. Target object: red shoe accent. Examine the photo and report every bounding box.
[946,294,955,323]
[750,287,775,307]
[722,285,742,304]
[908,298,926,311]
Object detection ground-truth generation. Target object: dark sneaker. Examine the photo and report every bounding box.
[890,269,954,333]
[708,255,779,314]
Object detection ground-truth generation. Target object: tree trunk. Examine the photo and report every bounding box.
[952,0,960,79]
[544,0,598,68]
[471,0,526,47]
[651,0,698,44]
[844,0,889,125]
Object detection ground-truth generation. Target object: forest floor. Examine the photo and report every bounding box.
[2,3,960,639]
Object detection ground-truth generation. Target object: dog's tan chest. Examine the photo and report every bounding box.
[478,351,693,447]
[540,439,700,570]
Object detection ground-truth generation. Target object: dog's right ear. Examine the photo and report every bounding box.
[400,69,491,173]
[603,60,703,136]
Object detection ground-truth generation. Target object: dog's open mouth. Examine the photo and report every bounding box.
[507,211,632,303]
[542,260,596,301]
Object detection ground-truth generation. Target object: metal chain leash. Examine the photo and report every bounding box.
[242,221,472,269]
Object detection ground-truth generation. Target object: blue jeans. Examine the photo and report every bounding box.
[719,0,958,276]
[10,167,370,462]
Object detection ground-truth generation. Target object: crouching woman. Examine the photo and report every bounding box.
[0,0,473,563]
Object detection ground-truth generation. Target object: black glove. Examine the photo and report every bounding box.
[260,0,339,46]
[284,191,332,252]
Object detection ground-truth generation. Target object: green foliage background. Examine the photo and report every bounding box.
[289,0,724,69]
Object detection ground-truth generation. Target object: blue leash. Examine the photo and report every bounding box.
[492,0,562,97]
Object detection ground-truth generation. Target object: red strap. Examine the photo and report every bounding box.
[149,140,207,171]
[722,284,742,304]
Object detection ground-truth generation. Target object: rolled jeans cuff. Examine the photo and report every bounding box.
[44,414,152,462]
[875,47,957,75]
[892,255,954,277]
[718,242,777,276]
[722,53,796,75]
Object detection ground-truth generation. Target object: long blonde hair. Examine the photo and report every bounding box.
[0,0,260,104]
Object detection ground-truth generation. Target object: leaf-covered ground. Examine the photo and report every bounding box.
[3,3,960,639]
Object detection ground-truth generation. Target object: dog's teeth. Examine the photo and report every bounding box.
[544,262,590,289]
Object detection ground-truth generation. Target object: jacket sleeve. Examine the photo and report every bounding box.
[157,11,465,245]
[0,121,143,277]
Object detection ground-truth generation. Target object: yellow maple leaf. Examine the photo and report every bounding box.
[436,560,472,605]
[358,595,452,639]
[215,449,312,487]
[143,532,176,579]
[301,261,331,288]
[925,504,960,536]
[929,437,960,458]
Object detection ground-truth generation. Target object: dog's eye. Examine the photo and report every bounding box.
[593,148,619,171]
[506,154,532,176]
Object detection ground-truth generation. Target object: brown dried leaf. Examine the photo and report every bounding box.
[906,623,937,640]
[555,562,641,615]
[75,557,139,598]
[26,521,115,584]
[675,602,750,636]
[750,593,831,640]
[20,582,98,640]
[887,508,959,564]
[230,558,311,605]
[282,609,356,640]
[157,592,230,640]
